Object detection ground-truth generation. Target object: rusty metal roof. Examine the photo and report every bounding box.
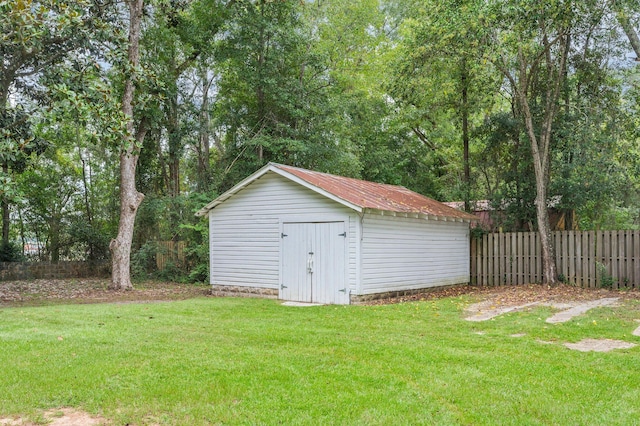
[274,164,476,221]
[196,163,476,221]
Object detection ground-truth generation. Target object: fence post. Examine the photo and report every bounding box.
[470,237,477,285]
[634,231,640,289]
[596,231,603,287]
[587,231,595,288]
[625,230,632,288]
[482,233,488,285]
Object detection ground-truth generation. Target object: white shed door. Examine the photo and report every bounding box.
[281,222,348,304]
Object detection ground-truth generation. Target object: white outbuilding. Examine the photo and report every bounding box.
[196,163,476,304]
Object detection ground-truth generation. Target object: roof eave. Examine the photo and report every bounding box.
[363,208,474,223]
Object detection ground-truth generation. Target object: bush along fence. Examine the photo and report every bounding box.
[470,230,640,289]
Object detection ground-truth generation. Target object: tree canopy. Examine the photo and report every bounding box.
[2,0,639,284]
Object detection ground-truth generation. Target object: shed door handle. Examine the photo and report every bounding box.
[307,253,314,274]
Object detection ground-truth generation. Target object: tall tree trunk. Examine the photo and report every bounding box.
[17,206,25,258]
[523,104,557,284]
[110,0,145,290]
[1,90,8,249]
[1,163,9,247]
[167,93,181,242]
[512,33,569,285]
[50,215,60,263]
[79,148,95,260]
[460,57,471,212]
[533,163,556,284]
[167,95,181,198]
[79,150,93,225]
[77,120,95,260]
[150,127,169,193]
[197,66,212,192]
[256,0,266,161]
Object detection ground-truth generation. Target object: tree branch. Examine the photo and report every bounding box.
[615,10,640,61]
[411,127,437,151]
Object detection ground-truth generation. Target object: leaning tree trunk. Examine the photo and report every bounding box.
[197,66,212,192]
[110,0,145,290]
[520,92,559,286]
[615,9,640,61]
[523,87,558,285]
[526,110,558,285]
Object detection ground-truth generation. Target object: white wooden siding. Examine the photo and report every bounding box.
[209,173,357,290]
[360,213,469,294]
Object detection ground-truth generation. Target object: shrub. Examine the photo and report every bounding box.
[596,262,615,289]
[131,241,158,279]
[0,241,23,262]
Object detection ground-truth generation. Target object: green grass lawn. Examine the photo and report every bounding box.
[1,295,639,425]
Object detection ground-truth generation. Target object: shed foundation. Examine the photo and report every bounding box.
[350,283,467,304]
[210,284,278,299]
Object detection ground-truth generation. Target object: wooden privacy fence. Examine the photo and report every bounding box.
[470,230,640,288]
[156,241,186,271]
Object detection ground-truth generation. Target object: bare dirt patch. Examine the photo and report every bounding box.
[466,297,621,322]
[0,279,210,308]
[0,408,104,425]
[545,297,620,323]
[465,284,639,306]
[362,283,639,330]
[564,338,636,352]
[365,283,640,307]
[444,286,639,352]
[465,300,541,321]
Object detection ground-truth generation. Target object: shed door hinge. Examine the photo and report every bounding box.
[281,233,288,238]
[338,232,347,237]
